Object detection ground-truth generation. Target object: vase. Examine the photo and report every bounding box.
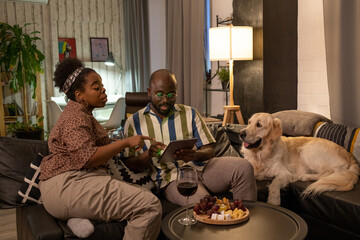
[221,82,229,90]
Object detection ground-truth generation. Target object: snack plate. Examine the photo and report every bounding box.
[193,208,250,225]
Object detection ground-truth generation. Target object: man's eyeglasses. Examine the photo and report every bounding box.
[151,90,177,100]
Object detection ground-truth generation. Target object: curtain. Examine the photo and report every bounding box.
[123,0,150,92]
[323,0,360,128]
[166,0,205,114]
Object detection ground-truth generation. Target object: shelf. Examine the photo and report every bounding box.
[205,88,229,92]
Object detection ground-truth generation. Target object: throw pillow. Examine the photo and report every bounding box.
[271,110,332,136]
[106,154,157,193]
[15,153,43,204]
[313,122,360,166]
[207,123,242,157]
[0,137,49,208]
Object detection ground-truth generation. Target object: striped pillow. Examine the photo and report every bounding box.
[313,122,360,166]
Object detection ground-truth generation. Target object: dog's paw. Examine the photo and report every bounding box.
[67,218,94,238]
[267,195,281,205]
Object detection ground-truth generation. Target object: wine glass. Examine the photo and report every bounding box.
[176,166,198,225]
[108,127,124,142]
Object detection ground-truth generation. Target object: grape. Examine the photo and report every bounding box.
[193,204,200,214]
[206,209,213,216]
[211,204,220,212]
[199,202,207,211]
[207,201,214,209]
[230,202,235,211]
[200,198,208,204]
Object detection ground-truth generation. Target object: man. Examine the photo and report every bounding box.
[122,69,257,206]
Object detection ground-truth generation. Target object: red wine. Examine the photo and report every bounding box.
[177,182,198,197]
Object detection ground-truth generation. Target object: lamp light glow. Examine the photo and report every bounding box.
[209,26,253,61]
[105,52,116,66]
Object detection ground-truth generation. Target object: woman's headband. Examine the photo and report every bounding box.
[62,67,84,94]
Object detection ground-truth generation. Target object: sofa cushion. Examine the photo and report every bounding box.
[287,181,360,237]
[106,155,156,192]
[16,153,43,204]
[313,121,360,166]
[207,123,244,157]
[0,137,49,209]
[271,110,332,136]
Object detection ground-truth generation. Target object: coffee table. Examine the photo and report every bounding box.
[162,201,307,240]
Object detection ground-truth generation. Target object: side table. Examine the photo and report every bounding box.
[162,201,307,240]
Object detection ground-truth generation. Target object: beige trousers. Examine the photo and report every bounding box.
[163,156,257,206]
[39,169,162,240]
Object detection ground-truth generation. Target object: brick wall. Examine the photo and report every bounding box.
[298,0,330,118]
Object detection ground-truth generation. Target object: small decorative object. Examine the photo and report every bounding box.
[90,38,109,62]
[216,66,229,89]
[7,101,17,116]
[58,38,77,61]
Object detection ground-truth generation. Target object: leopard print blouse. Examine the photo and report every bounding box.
[39,100,110,180]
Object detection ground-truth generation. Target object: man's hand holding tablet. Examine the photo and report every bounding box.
[158,138,198,163]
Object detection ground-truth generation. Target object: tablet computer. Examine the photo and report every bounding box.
[158,138,198,163]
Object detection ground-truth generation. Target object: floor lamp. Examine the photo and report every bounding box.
[209,26,253,126]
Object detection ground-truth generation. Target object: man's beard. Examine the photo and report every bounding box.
[153,102,173,116]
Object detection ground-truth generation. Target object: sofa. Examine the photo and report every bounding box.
[0,110,359,240]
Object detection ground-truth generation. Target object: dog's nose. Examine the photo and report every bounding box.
[240,130,246,139]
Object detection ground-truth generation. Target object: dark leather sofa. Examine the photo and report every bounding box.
[1,119,359,240]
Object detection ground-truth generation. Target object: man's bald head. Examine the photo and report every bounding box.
[149,69,178,89]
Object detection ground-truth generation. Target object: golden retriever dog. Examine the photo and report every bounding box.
[240,112,359,205]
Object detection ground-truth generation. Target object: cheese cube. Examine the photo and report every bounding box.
[225,213,232,220]
[211,213,217,220]
[217,214,224,220]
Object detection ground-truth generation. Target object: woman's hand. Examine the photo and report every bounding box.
[125,135,154,151]
[148,141,166,158]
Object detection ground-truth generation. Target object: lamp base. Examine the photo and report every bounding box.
[222,105,245,126]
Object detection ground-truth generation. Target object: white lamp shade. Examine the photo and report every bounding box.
[209,26,253,61]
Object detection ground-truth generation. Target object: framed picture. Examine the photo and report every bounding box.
[90,38,109,62]
[58,38,76,61]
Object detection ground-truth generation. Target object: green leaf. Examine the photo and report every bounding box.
[0,22,44,98]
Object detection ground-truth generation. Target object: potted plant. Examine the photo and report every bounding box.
[0,22,45,126]
[216,66,229,90]
[0,22,45,96]
[7,101,17,116]
[7,116,44,140]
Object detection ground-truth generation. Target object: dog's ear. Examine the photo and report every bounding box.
[264,117,282,143]
[271,118,283,140]
[259,117,283,159]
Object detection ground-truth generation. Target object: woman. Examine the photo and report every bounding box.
[39,58,162,240]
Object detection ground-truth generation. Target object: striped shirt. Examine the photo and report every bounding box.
[123,103,215,188]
